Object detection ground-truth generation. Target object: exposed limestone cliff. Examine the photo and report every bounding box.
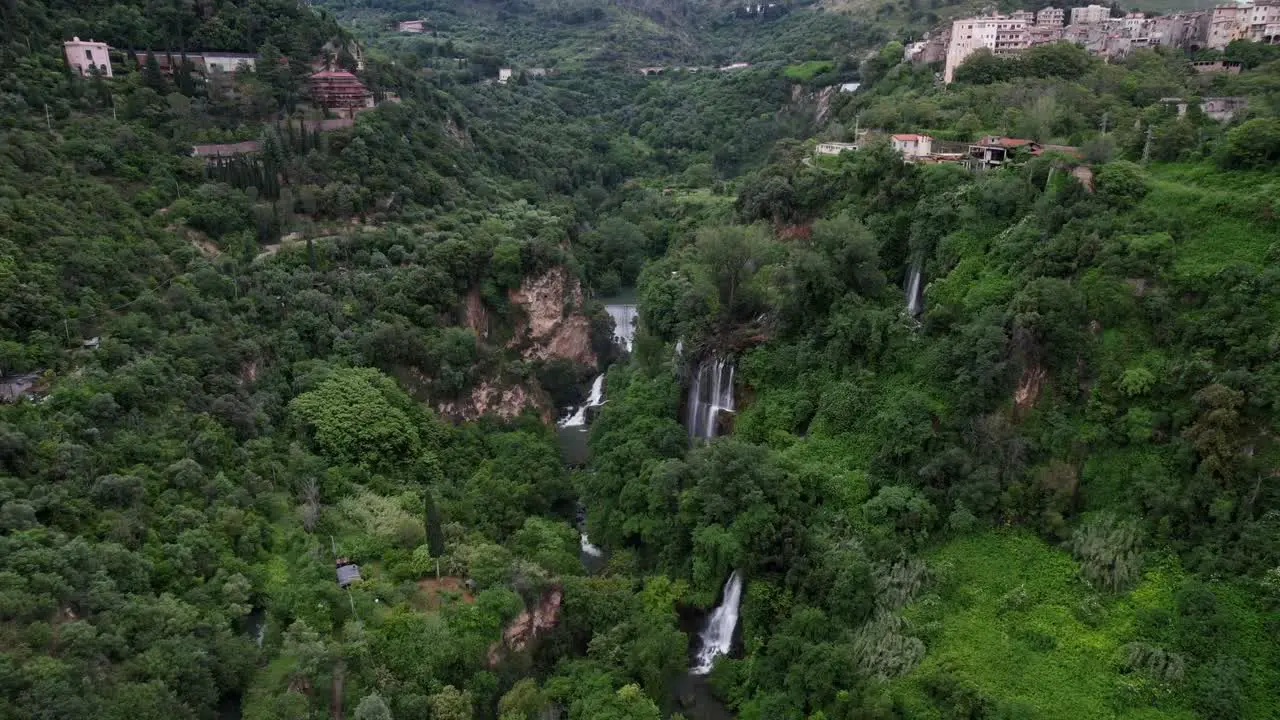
[437,379,550,423]
[508,266,597,368]
[488,587,562,667]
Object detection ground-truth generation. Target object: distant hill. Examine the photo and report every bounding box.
[316,0,875,68]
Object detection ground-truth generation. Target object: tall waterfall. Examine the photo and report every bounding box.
[558,374,605,428]
[905,259,924,317]
[691,571,743,675]
[686,356,735,440]
[605,303,638,351]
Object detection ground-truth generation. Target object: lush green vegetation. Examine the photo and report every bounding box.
[1,0,1278,718]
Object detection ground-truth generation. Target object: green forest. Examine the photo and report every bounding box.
[0,0,1277,719]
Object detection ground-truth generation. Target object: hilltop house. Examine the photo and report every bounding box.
[397,19,427,33]
[816,142,860,155]
[892,133,933,159]
[64,37,113,77]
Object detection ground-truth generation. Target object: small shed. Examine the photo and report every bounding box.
[336,558,362,588]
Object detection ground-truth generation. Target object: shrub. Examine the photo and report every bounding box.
[1069,513,1145,593]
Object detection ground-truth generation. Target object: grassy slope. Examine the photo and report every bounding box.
[896,531,1188,719]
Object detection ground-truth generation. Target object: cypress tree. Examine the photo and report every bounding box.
[425,490,445,560]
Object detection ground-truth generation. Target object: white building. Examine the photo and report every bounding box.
[202,52,256,74]
[944,15,1028,83]
[498,68,513,84]
[397,19,427,33]
[64,37,112,77]
[815,142,860,156]
[891,133,933,159]
[1071,4,1111,25]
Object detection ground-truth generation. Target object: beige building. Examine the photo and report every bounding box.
[64,37,112,77]
[944,15,1028,83]
[1071,4,1111,25]
[891,133,933,159]
[1036,7,1065,26]
[1209,4,1253,48]
[397,19,427,33]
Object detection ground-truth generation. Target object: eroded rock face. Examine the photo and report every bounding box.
[488,586,563,667]
[508,266,597,367]
[465,287,489,340]
[1014,364,1047,413]
[437,379,550,423]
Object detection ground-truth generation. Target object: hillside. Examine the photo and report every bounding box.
[1,0,1279,719]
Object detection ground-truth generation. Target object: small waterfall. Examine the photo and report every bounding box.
[686,356,735,440]
[905,259,924,317]
[579,533,604,557]
[558,374,605,428]
[691,571,743,675]
[605,303,638,351]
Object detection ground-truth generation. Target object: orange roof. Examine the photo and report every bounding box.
[892,133,930,141]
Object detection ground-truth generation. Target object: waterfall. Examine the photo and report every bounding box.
[558,374,605,428]
[905,259,924,317]
[579,533,604,557]
[605,303,638,351]
[691,571,743,675]
[686,356,735,440]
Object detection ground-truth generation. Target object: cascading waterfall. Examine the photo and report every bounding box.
[558,374,605,428]
[686,356,735,440]
[579,533,604,557]
[690,571,743,675]
[605,303,638,351]
[905,259,924,317]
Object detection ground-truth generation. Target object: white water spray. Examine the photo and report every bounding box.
[691,571,743,675]
[558,374,605,428]
[579,534,604,557]
[686,356,735,440]
[905,259,924,317]
[605,303,638,351]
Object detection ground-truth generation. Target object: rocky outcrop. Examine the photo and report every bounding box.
[465,287,489,340]
[1014,364,1046,414]
[508,267,597,367]
[437,379,550,423]
[488,587,563,667]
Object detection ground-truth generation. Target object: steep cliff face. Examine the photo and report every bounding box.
[464,286,489,340]
[508,266,597,368]
[487,587,563,667]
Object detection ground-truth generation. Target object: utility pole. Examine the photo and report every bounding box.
[44,103,51,132]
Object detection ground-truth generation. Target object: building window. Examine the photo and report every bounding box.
[85,49,93,59]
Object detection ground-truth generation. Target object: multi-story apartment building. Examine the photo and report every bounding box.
[1209,4,1254,48]
[944,14,1028,83]
[1071,4,1111,25]
[1036,7,1066,26]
